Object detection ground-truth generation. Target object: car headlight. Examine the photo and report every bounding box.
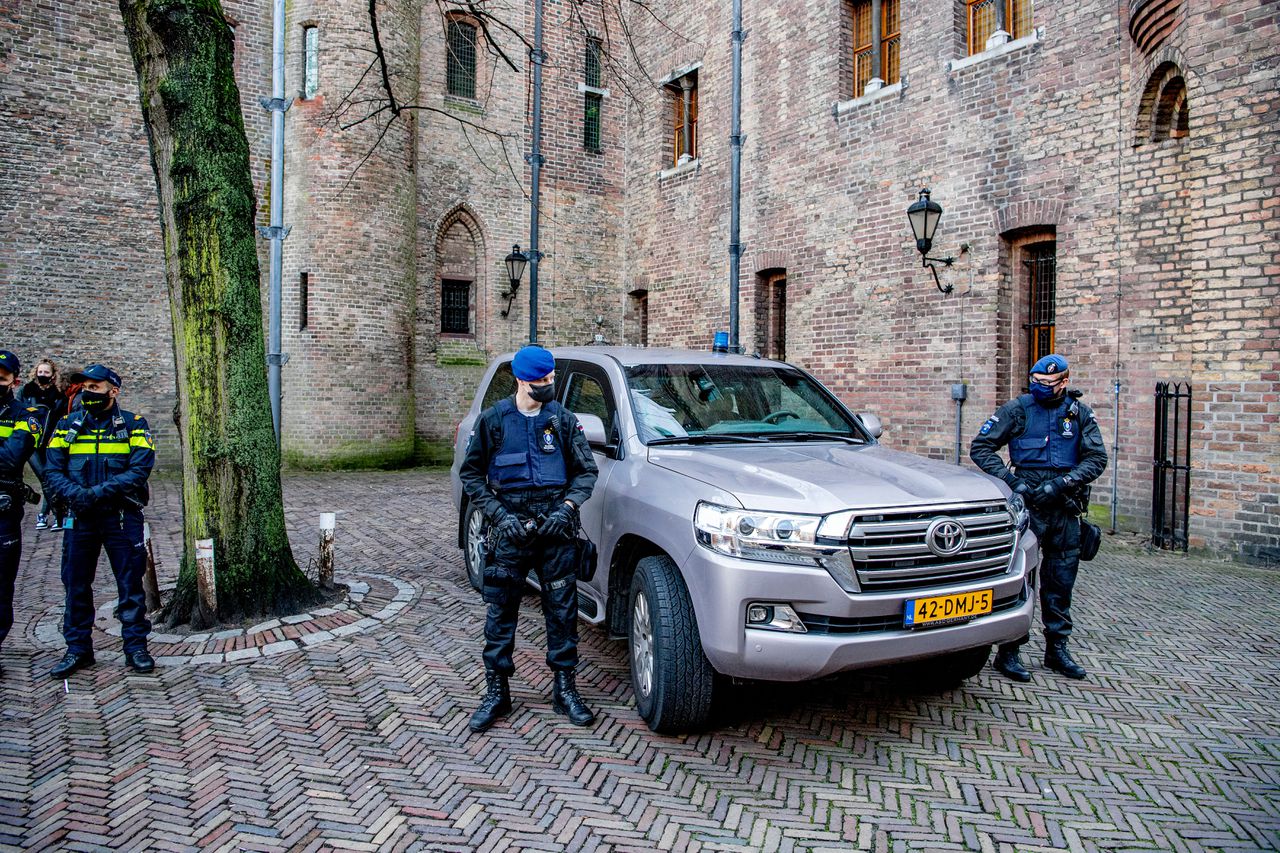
[694,502,828,566]
[1008,492,1030,534]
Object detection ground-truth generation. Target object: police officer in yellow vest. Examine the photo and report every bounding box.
[459,346,599,731]
[0,350,46,670]
[43,364,157,677]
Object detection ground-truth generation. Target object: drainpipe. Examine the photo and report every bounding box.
[728,0,744,351]
[527,0,545,344]
[260,0,291,446]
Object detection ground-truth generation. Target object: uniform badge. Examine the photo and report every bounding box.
[541,427,556,453]
[27,415,42,434]
[980,413,999,435]
[1061,418,1073,437]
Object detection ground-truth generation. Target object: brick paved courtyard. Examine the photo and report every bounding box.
[1,469,1277,852]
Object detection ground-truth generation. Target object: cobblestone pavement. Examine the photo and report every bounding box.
[1,469,1277,852]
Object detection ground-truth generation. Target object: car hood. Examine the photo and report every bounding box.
[647,443,1007,513]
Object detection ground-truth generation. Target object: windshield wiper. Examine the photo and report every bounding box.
[647,433,769,445]
[763,432,865,444]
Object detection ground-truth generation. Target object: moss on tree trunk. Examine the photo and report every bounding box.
[119,0,318,625]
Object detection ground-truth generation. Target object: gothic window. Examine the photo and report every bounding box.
[446,19,477,98]
[437,212,480,337]
[850,0,900,97]
[967,0,1032,55]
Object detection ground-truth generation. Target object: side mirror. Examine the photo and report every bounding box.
[858,412,883,439]
[575,413,608,448]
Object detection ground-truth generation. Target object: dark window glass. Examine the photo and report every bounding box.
[299,271,309,330]
[482,363,516,409]
[563,372,616,440]
[584,93,602,152]
[1024,242,1056,371]
[585,39,602,88]
[441,279,471,333]
[447,20,477,98]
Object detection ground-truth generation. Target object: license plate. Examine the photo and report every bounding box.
[904,589,993,629]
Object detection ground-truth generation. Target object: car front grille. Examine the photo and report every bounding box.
[797,590,1025,635]
[846,501,1017,592]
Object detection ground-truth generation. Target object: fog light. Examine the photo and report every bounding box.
[745,602,807,633]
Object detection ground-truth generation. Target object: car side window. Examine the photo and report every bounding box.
[482,362,515,410]
[563,370,616,441]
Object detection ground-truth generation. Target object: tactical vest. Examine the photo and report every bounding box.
[485,398,568,490]
[1010,394,1080,471]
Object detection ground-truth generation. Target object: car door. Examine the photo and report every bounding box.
[559,360,621,611]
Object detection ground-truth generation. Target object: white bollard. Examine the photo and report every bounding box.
[319,513,336,588]
[195,537,217,620]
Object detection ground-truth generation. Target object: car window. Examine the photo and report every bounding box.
[482,362,515,409]
[625,363,862,443]
[563,371,616,439]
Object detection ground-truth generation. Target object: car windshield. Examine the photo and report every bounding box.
[625,363,867,445]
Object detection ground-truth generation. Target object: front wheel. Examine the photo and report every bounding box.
[629,555,715,733]
[462,503,487,592]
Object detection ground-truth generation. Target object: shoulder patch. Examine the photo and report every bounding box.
[28,415,42,433]
[135,414,142,420]
[979,413,999,435]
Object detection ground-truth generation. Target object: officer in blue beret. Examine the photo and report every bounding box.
[970,354,1108,681]
[0,350,48,673]
[458,346,599,731]
[43,364,157,677]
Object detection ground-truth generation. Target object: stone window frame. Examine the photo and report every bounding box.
[964,0,1032,56]
[996,224,1060,400]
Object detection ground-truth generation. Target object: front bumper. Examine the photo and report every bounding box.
[685,532,1038,681]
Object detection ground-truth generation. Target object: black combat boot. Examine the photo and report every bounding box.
[468,671,512,732]
[552,670,595,726]
[1044,639,1087,679]
[993,645,1031,682]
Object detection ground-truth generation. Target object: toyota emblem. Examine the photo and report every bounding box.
[925,518,967,557]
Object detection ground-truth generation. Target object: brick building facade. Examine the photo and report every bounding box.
[4,0,1277,561]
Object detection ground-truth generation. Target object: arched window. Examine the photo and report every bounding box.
[1136,62,1189,144]
[437,212,481,336]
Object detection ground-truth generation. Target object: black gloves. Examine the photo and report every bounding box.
[494,511,530,544]
[68,487,97,514]
[1030,476,1072,507]
[538,503,578,541]
[1010,479,1033,500]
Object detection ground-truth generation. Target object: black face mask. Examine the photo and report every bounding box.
[36,375,53,386]
[0,385,12,404]
[80,390,112,412]
[528,383,555,404]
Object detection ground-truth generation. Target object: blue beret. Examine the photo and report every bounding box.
[1029,354,1068,376]
[512,346,555,381]
[69,364,122,387]
[0,350,18,377]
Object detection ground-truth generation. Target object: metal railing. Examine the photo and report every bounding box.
[1152,381,1191,550]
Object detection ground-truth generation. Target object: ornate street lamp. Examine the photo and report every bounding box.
[502,244,528,317]
[907,188,955,295]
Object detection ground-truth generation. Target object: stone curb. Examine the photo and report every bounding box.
[33,573,417,666]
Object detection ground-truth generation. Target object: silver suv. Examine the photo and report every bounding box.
[451,347,1037,732]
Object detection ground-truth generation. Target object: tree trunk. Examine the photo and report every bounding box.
[118,0,318,625]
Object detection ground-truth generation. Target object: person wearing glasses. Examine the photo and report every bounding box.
[970,354,1108,682]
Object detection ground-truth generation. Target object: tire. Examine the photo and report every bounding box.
[462,503,486,592]
[897,645,991,691]
[629,555,715,733]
